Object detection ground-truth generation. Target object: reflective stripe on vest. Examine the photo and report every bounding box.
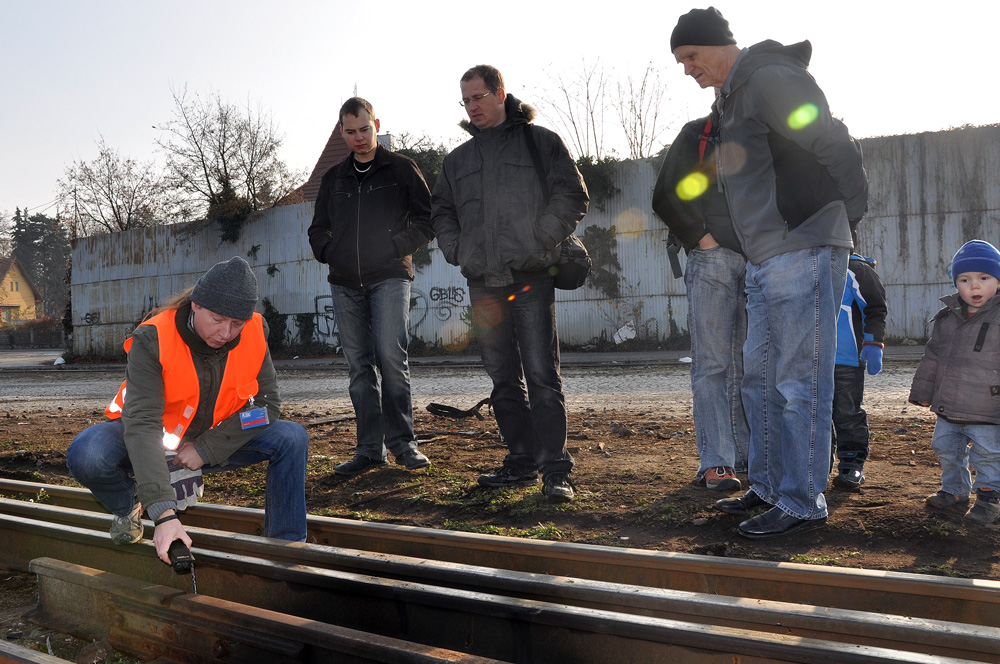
[105,309,267,450]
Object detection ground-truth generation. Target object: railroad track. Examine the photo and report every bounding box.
[1,479,997,663]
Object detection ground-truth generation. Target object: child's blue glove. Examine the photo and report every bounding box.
[860,343,883,375]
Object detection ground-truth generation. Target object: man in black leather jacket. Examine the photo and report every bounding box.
[308,97,435,477]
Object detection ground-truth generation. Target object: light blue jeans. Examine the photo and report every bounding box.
[66,419,309,541]
[330,278,418,461]
[931,418,1000,497]
[743,246,848,519]
[685,246,750,477]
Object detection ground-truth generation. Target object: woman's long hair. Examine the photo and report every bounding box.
[147,286,194,319]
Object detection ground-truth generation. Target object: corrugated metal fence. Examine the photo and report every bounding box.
[71,125,1000,356]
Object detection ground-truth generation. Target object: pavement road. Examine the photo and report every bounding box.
[1,346,925,417]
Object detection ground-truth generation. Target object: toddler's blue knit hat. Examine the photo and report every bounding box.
[950,240,1000,285]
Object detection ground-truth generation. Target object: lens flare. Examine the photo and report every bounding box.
[788,103,819,130]
[616,208,646,240]
[676,172,709,201]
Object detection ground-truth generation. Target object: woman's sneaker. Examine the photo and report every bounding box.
[110,502,143,545]
[705,467,741,491]
[925,490,969,510]
[965,489,1000,525]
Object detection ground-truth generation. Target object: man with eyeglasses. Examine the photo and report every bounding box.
[670,8,868,539]
[431,64,589,502]
[308,97,435,477]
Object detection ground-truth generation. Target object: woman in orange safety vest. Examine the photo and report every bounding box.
[67,257,309,564]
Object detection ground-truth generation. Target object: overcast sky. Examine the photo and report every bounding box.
[2,0,996,222]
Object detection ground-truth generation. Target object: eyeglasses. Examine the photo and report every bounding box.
[459,91,494,108]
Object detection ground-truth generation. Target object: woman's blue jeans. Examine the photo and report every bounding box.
[685,245,750,477]
[67,419,309,541]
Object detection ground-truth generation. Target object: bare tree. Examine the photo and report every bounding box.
[155,86,306,219]
[615,63,669,160]
[58,137,175,237]
[538,59,611,160]
[0,211,13,255]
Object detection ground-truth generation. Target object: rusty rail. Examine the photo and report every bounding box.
[4,479,1000,626]
[27,558,505,664]
[23,555,971,664]
[0,503,997,663]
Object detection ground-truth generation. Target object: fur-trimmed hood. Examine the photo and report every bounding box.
[459,94,537,136]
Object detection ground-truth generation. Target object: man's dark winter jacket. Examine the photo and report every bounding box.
[909,291,1000,424]
[308,145,434,289]
[651,115,741,255]
[431,94,589,288]
[716,40,868,265]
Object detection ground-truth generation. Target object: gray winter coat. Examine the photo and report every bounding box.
[716,41,868,265]
[431,95,589,287]
[909,292,1000,424]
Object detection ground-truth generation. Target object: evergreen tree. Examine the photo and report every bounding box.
[11,209,71,317]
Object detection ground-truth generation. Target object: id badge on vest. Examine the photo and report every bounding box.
[240,395,269,430]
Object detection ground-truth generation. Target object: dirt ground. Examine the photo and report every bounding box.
[3,398,1000,660]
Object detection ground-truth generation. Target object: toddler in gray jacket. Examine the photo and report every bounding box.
[909,240,1000,525]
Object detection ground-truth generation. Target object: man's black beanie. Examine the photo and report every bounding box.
[670,7,736,52]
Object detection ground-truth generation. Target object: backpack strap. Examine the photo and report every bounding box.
[522,125,550,203]
[698,117,713,163]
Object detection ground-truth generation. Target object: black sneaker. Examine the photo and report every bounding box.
[542,472,576,503]
[334,454,388,476]
[477,466,539,488]
[833,465,865,489]
[396,449,431,470]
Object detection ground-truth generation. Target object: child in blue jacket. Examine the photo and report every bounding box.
[832,254,887,488]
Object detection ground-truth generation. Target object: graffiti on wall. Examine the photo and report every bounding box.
[313,295,340,346]
[311,284,469,347]
[409,285,467,330]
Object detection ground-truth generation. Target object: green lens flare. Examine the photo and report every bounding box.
[788,103,819,130]
[676,172,709,201]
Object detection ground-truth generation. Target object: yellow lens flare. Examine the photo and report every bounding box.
[788,103,819,130]
[676,172,709,201]
[616,208,646,240]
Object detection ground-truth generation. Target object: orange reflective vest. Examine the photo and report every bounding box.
[106,309,267,450]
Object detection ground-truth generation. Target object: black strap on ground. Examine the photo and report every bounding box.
[426,398,492,420]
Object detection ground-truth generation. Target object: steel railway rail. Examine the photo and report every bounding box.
[4,497,999,661]
[0,510,981,664]
[0,487,998,662]
[3,479,1000,625]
